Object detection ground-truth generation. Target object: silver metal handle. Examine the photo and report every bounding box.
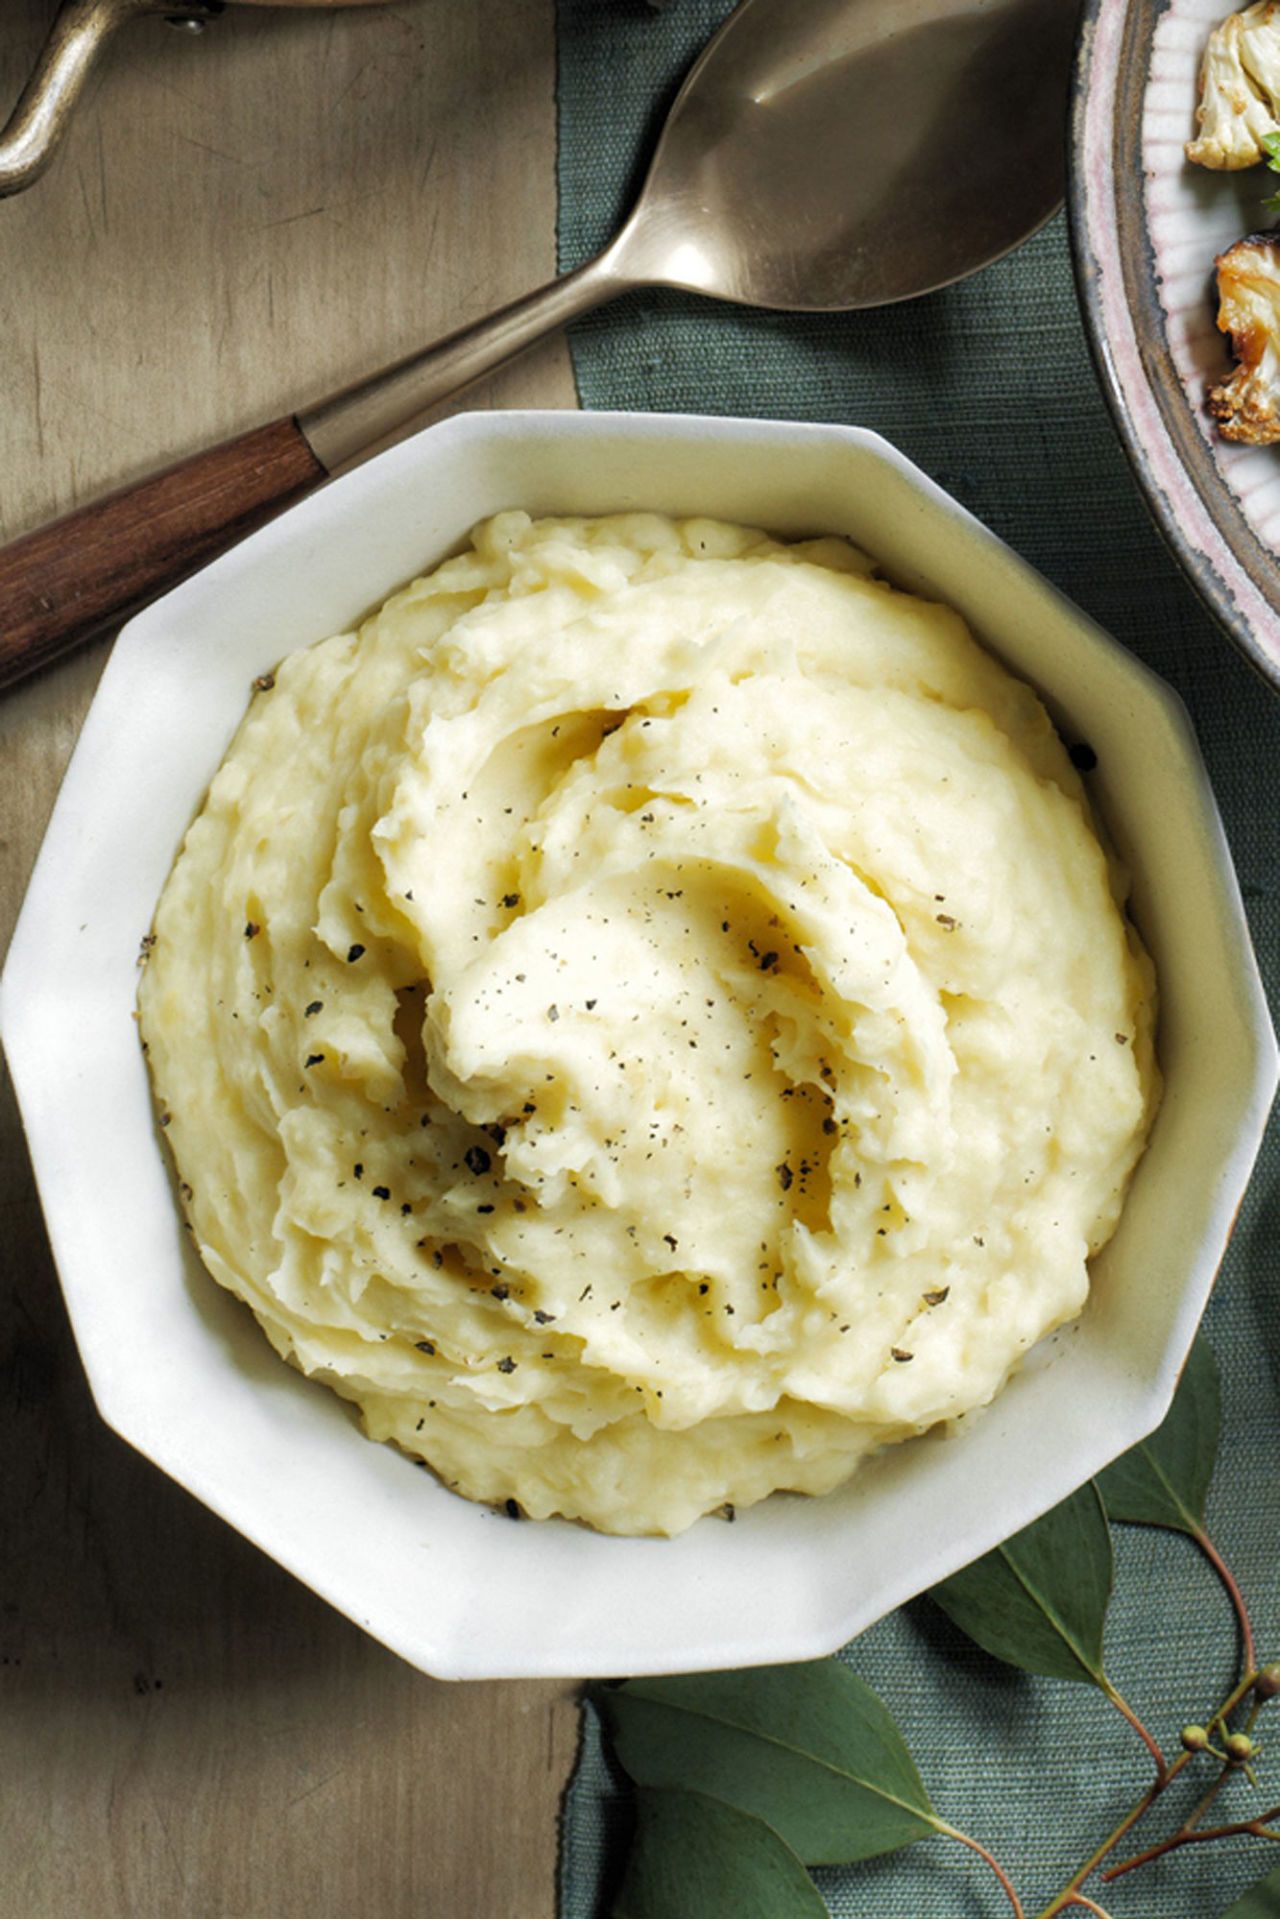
[0,0,220,198]
[297,245,637,472]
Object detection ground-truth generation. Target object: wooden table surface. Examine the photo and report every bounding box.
[0,4,582,1913]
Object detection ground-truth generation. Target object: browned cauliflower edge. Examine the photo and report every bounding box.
[1210,231,1280,443]
[1188,2,1280,170]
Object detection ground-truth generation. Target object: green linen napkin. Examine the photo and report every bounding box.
[555,6,1280,1913]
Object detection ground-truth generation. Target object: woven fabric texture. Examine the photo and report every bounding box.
[554,5,1280,1913]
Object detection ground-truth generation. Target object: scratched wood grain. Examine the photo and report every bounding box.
[0,3,580,1914]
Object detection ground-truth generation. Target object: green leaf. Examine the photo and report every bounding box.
[1220,1864,1280,1917]
[1097,1336,1220,1538]
[1262,128,1280,167]
[597,1662,936,1866]
[613,1787,830,1919]
[929,1482,1112,1686]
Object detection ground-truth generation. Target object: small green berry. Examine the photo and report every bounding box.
[1181,1724,1210,1752]
[1255,1664,1280,1701]
[1224,1732,1256,1763]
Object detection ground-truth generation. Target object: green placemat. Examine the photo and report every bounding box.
[554,6,1280,1914]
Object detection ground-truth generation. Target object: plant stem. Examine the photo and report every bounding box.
[1166,1679,1265,1840]
[1032,1671,1261,1918]
[937,1822,1025,1917]
[1196,1527,1257,1676]
[1030,1768,1178,1919]
[1102,1806,1280,1882]
[1062,1897,1116,1918]
[1102,1680,1167,1778]
[1181,1762,1232,1835]
[1218,1670,1265,1725]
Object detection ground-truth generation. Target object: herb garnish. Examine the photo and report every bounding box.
[1264,130,1280,211]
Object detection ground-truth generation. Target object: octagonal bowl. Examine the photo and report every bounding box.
[3,409,1275,1680]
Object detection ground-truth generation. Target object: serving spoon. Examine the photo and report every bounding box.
[0,0,1074,690]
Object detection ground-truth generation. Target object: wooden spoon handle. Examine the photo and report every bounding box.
[0,416,326,691]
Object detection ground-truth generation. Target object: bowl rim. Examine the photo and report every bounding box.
[4,405,1277,1678]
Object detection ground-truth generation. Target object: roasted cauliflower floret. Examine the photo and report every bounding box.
[1188,2,1280,169]
[1209,233,1280,441]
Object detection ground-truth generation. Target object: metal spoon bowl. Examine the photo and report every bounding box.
[302,0,1075,465]
[616,0,1074,310]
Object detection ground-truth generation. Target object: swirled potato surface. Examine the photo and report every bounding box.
[139,512,1158,1534]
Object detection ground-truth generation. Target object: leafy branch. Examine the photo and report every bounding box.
[587,1335,1280,1918]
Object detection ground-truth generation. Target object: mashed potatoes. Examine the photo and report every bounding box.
[139,512,1157,1535]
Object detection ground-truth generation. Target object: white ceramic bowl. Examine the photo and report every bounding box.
[3,410,1275,1680]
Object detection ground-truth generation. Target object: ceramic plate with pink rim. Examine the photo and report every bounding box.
[1072,0,1280,690]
